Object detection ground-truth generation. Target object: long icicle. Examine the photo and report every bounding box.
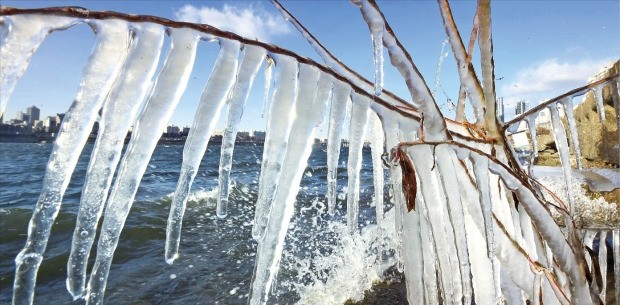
[165,38,242,264]
[0,14,78,118]
[613,229,620,305]
[12,19,131,305]
[326,82,351,216]
[216,45,266,219]
[559,96,583,170]
[548,103,575,213]
[369,112,385,227]
[261,56,273,118]
[66,23,165,299]
[248,64,328,305]
[525,113,539,157]
[86,28,201,305]
[599,230,608,303]
[592,84,606,123]
[402,197,425,305]
[252,54,299,240]
[346,93,371,234]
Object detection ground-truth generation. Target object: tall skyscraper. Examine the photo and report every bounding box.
[27,106,40,124]
[515,100,529,116]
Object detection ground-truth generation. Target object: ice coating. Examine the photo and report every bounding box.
[249,64,328,304]
[346,93,371,234]
[559,97,582,169]
[0,14,78,118]
[166,38,241,264]
[592,83,606,123]
[401,199,424,304]
[86,28,200,305]
[326,81,352,216]
[216,45,266,219]
[262,56,274,118]
[12,19,131,305]
[368,112,385,227]
[548,103,575,213]
[252,54,299,240]
[66,23,165,299]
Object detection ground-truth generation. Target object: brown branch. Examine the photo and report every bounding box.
[0,5,419,122]
[503,73,619,128]
[477,0,501,139]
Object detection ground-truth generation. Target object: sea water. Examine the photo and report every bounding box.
[0,142,396,304]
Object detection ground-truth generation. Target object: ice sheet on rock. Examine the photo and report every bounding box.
[525,114,539,157]
[368,112,385,227]
[86,28,200,305]
[216,45,266,219]
[548,104,575,213]
[559,97,582,169]
[326,81,352,216]
[13,19,131,305]
[346,93,370,234]
[252,54,299,240]
[0,15,78,118]
[166,39,242,264]
[593,84,606,123]
[67,23,165,298]
[249,64,328,305]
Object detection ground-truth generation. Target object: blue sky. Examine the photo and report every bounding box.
[3,0,619,132]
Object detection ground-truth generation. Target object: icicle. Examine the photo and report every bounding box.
[166,38,242,264]
[559,97,583,169]
[0,15,78,118]
[525,113,539,157]
[583,229,597,271]
[548,103,575,213]
[86,28,200,305]
[66,23,165,299]
[418,199,440,304]
[326,81,352,216]
[370,27,384,96]
[406,145,463,305]
[435,145,473,305]
[613,229,620,305]
[215,45,266,219]
[346,93,371,234]
[12,19,131,305]
[369,112,385,227]
[599,230,608,303]
[261,56,274,118]
[402,199,425,305]
[252,54,299,240]
[248,64,328,305]
[593,84,606,122]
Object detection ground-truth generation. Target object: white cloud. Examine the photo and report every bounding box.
[500,58,614,105]
[174,4,291,42]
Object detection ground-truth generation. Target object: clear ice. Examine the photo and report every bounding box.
[346,93,371,234]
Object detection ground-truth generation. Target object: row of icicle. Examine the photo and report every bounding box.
[1,14,394,305]
[3,6,620,305]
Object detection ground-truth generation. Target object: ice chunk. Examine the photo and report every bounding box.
[13,19,131,305]
[252,54,299,240]
[166,38,242,264]
[67,23,165,298]
[216,45,266,219]
[346,93,371,234]
[1,15,78,118]
[326,81,352,216]
[249,64,329,304]
[86,28,201,305]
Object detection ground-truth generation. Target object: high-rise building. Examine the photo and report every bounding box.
[496,97,504,122]
[515,100,529,116]
[27,106,40,124]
